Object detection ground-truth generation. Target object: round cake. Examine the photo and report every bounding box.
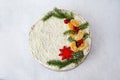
[29,8,91,71]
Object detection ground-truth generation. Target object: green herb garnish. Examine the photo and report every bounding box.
[72,51,84,64]
[52,12,65,19]
[47,59,74,69]
[47,51,84,68]
[42,8,74,21]
[83,33,89,40]
[54,8,66,18]
[67,36,76,42]
[79,22,89,30]
[42,11,53,21]
[54,8,74,19]
[63,30,76,35]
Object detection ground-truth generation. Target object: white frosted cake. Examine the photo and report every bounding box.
[29,8,91,71]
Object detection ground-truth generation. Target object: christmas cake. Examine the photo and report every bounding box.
[29,8,91,71]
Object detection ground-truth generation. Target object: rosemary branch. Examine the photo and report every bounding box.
[79,22,89,30]
[67,36,76,42]
[42,8,74,21]
[63,30,76,35]
[47,51,84,68]
[42,11,53,21]
[83,33,89,40]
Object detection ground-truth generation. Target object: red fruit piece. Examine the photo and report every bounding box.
[76,39,84,47]
[73,26,79,33]
[64,19,70,24]
[59,46,73,60]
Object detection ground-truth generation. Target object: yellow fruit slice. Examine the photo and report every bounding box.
[70,19,80,27]
[70,41,78,52]
[78,41,87,50]
[70,40,87,52]
[68,23,74,30]
[71,30,84,41]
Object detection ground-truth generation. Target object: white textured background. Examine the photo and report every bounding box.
[0,0,120,80]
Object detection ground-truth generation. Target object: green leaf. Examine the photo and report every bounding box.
[63,30,76,35]
[54,8,66,18]
[72,51,84,64]
[79,22,89,30]
[42,11,53,21]
[47,59,75,69]
[67,36,76,42]
[83,33,89,40]
[70,12,74,18]
[54,8,74,19]
[42,8,74,21]
[47,51,84,68]
[52,12,65,19]
[64,12,74,19]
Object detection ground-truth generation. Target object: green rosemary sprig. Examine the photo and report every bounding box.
[42,8,74,21]
[83,33,89,40]
[72,51,84,64]
[63,30,76,35]
[42,11,53,21]
[79,22,89,30]
[54,8,66,18]
[47,51,84,68]
[64,12,74,19]
[52,12,65,19]
[70,12,74,18]
[54,8,74,19]
[47,59,75,69]
[67,36,76,42]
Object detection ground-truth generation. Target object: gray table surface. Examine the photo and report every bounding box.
[0,0,120,80]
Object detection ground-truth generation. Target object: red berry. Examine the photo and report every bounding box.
[64,19,70,24]
[76,39,84,47]
[73,26,79,33]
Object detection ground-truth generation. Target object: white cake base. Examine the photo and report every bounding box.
[29,9,91,71]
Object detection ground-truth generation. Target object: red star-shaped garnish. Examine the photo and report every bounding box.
[59,46,74,60]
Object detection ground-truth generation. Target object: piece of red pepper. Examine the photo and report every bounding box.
[76,39,84,47]
[64,19,70,24]
[73,26,79,33]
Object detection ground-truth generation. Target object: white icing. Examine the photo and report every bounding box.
[29,10,91,71]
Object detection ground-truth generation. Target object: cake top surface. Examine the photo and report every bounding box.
[29,8,91,71]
